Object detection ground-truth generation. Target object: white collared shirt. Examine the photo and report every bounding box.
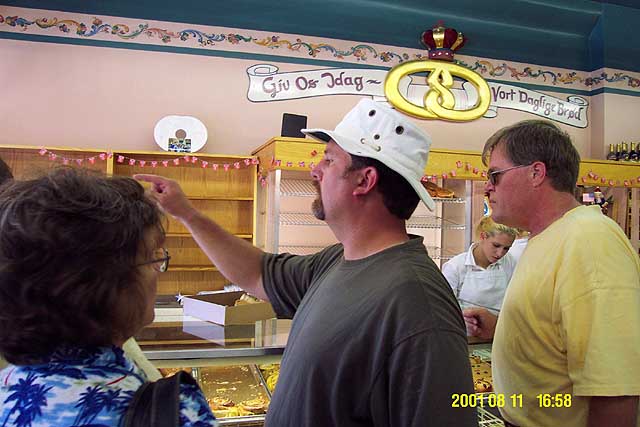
[508,237,529,262]
[441,243,517,314]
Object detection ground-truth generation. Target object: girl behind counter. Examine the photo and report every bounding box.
[441,216,518,315]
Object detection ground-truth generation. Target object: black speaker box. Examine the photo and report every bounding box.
[281,113,308,138]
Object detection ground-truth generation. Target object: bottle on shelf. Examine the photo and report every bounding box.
[606,143,618,161]
[616,143,622,161]
[619,142,630,162]
[630,142,639,162]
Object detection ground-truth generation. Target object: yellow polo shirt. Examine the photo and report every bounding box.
[493,205,640,427]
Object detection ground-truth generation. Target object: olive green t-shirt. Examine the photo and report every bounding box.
[262,236,476,427]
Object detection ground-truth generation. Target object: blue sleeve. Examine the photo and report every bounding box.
[178,382,218,427]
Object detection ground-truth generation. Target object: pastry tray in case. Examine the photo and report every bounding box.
[195,365,271,426]
[478,406,505,426]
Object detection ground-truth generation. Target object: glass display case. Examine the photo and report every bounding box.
[252,138,492,268]
[137,315,289,426]
[137,313,504,426]
[251,137,640,259]
[136,187,636,427]
[260,170,474,267]
[2,141,637,427]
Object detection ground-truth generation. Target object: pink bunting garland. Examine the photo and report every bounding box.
[36,147,258,172]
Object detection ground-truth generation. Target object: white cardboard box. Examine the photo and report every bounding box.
[182,320,255,346]
[182,291,276,325]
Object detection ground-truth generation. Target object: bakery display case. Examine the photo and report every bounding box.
[138,315,504,426]
[255,169,473,267]
[6,141,637,427]
[574,158,640,252]
[137,317,288,426]
[251,137,488,267]
[251,136,640,260]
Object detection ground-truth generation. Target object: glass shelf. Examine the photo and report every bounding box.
[433,197,466,203]
[280,179,317,197]
[425,246,458,261]
[280,212,465,229]
[279,212,326,226]
[280,179,466,203]
[478,407,505,426]
[278,245,327,255]
[407,215,466,230]
[276,245,457,260]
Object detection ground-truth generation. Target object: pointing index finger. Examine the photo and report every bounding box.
[134,174,169,193]
[134,174,164,184]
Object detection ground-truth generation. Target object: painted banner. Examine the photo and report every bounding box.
[485,83,588,128]
[246,64,393,101]
[246,64,589,128]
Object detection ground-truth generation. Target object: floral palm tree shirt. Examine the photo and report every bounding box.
[0,346,217,427]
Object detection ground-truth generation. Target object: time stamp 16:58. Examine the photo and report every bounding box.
[452,393,572,408]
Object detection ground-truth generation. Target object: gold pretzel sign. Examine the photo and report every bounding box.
[384,60,491,121]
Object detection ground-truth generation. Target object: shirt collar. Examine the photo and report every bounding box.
[44,346,129,368]
[464,243,479,267]
[465,242,508,269]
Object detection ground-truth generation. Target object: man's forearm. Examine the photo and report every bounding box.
[588,395,638,427]
[182,209,268,301]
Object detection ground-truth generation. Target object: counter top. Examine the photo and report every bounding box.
[138,309,491,361]
[137,314,291,360]
[468,335,493,345]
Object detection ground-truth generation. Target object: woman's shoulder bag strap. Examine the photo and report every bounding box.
[123,370,199,427]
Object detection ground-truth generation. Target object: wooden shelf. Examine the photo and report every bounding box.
[186,196,254,201]
[166,233,252,239]
[168,266,219,272]
[0,144,257,299]
[253,137,640,188]
[111,149,254,161]
[136,339,210,346]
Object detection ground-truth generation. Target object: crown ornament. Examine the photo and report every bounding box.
[420,22,466,61]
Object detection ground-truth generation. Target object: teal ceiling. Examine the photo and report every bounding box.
[3,0,640,72]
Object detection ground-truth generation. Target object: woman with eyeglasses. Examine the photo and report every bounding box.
[441,216,518,318]
[0,168,217,427]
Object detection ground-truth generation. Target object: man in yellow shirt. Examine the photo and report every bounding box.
[465,120,640,427]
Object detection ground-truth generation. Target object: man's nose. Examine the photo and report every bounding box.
[310,164,322,181]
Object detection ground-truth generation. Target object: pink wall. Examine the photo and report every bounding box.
[0,38,619,159]
[593,92,640,157]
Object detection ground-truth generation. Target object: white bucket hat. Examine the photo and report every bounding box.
[302,98,435,211]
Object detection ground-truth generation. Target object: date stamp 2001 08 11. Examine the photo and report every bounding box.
[452,393,573,409]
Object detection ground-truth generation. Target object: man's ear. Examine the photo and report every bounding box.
[531,161,547,187]
[352,166,378,196]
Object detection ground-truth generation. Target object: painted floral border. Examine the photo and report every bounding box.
[457,60,640,89]
[2,8,640,92]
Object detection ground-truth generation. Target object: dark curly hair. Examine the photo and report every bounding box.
[0,156,13,184]
[347,154,420,220]
[0,167,164,365]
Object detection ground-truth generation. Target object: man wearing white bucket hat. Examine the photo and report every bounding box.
[136,98,476,427]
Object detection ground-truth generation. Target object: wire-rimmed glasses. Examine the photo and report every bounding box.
[137,248,170,272]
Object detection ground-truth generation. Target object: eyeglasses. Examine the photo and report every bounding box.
[487,164,531,186]
[137,248,171,272]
